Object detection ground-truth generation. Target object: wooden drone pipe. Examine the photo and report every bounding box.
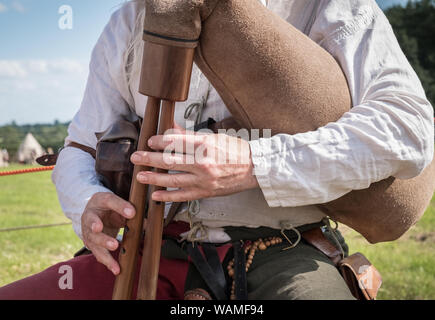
[112,96,161,300]
[137,100,175,300]
[112,41,194,300]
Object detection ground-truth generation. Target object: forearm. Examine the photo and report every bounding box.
[250,96,434,208]
[52,146,112,240]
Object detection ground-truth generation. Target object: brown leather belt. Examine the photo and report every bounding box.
[36,142,96,166]
[301,227,343,266]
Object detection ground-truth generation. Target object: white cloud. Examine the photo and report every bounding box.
[0,3,7,13]
[48,59,87,74]
[11,1,25,13]
[0,1,26,14]
[0,59,87,78]
[0,59,89,125]
[0,60,27,77]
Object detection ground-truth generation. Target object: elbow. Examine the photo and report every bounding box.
[407,146,432,179]
[415,123,434,175]
[393,132,434,180]
[404,103,435,178]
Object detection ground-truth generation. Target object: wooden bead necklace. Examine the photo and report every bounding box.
[226,236,283,300]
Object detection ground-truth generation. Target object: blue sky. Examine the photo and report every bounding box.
[0,0,415,125]
[0,0,126,126]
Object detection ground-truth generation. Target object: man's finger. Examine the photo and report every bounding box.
[131,151,196,172]
[105,211,127,230]
[88,230,119,252]
[151,188,206,203]
[147,133,208,154]
[82,211,103,234]
[91,192,136,219]
[89,245,120,275]
[137,171,197,189]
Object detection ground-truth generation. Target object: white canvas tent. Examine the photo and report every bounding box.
[0,149,8,167]
[17,133,45,164]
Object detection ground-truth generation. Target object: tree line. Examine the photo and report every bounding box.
[0,121,69,160]
[384,0,435,106]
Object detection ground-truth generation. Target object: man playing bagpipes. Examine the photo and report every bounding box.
[0,0,433,300]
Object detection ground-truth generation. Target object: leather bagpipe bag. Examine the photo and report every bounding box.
[142,0,435,243]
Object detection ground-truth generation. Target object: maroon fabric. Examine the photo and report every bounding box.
[0,247,189,300]
[162,220,191,239]
[0,221,232,300]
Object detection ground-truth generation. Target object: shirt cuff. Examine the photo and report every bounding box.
[249,138,282,207]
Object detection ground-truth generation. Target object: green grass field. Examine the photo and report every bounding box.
[0,165,82,286]
[0,164,434,299]
[340,204,435,300]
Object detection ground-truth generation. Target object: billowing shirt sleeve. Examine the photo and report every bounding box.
[249,0,434,208]
[52,4,138,239]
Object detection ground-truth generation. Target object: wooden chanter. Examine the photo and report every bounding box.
[112,42,194,300]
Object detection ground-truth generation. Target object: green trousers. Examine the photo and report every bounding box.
[246,238,355,300]
[165,224,356,300]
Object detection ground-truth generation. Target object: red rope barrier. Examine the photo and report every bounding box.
[0,166,55,177]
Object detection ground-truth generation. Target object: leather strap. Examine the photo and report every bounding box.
[186,243,228,300]
[164,202,184,227]
[68,142,96,158]
[36,153,59,166]
[208,117,242,133]
[301,227,343,266]
[193,117,217,132]
[302,0,321,36]
[232,240,248,300]
[36,142,96,166]
[202,243,228,294]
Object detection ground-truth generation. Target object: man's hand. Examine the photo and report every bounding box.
[81,192,135,275]
[131,130,259,202]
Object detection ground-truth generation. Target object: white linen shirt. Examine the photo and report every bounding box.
[52,0,434,240]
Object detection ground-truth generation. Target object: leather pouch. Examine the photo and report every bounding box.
[338,252,382,300]
[94,119,140,200]
[302,227,382,300]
